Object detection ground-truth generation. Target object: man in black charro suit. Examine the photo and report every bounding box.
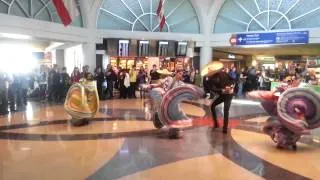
[209,68,235,134]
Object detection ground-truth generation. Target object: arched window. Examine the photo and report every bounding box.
[0,0,83,27]
[214,0,320,33]
[97,0,200,33]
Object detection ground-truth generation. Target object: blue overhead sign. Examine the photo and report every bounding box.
[230,31,309,46]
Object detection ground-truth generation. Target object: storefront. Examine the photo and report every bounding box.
[274,55,306,74]
[103,38,194,71]
[110,57,137,69]
[306,56,320,79]
[212,50,245,70]
[254,56,276,70]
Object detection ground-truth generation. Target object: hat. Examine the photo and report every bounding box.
[285,76,292,82]
[201,61,223,76]
[157,69,172,75]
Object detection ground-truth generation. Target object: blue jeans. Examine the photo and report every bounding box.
[237,82,244,97]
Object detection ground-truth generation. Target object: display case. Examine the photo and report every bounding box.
[136,58,148,70]
[169,62,175,71]
[136,61,143,69]
[127,59,135,69]
[110,58,117,67]
[119,59,127,69]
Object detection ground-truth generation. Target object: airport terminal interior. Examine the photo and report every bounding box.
[0,0,320,179]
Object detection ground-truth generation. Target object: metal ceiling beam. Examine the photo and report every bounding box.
[0,0,10,6]
[277,0,283,11]
[220,15,249,26]
[100,8,134,24]
[150,0,153,31]
[233,0,267,31]
[119,0,150,31]
[254,0,260,12]
[166,0,185,19]
[15,0,30,17]
[34,0,51,21]
[137,0,144,14]
[290,6,320,22]
[270,0,299,30]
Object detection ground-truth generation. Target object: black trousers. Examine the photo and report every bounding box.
[106,81,114,98]
[97,84,103,100]
[211,94,233,129]
[0,90,8,114]
[129,82,136,98]
[39,84,47,101]
[119,86,128,99]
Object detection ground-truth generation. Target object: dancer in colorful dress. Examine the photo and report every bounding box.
[64,73,99,126]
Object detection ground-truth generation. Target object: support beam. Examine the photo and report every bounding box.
[82,42,96,71]
[200,46,213,69]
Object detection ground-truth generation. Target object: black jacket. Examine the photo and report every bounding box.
[209,71,234,95]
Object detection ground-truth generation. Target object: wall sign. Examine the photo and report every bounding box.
[230,31,309,46]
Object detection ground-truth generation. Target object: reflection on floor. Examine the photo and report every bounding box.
[0,99,319,180]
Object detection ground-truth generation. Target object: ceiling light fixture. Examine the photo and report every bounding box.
[45,42,65,52]
[1,33,32,40]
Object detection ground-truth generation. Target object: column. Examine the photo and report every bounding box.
[78,0,97,73]
[200,46,213,69]
[82,42,96,73]
[55,49,65,67]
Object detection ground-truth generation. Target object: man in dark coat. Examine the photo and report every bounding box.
[209,68,235,134]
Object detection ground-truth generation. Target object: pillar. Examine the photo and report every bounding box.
[55,49,65,67]
[200,46,213,69]
[82,42,96,73]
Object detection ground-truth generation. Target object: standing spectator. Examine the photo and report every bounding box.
[124,69,130,97]
[52,67,61,102]
[150,64,160,83]
[119,69,129,99]
[47,65,57,101]
[95,67,105,100]
[81,65,90,79]
[71,67,81,84]
[38,65,48,102]
[237,68,247,98]
[308,74,318,85]
[247,67,258,91]
[0,72,9,115]
[258,72,264,90]
[228,67,238,81]
[203,75,211,98]
[274,68,280,81]
[228,67,238,95]
[105,64,116,99]
[8,75,18,111]
[194,69,202,87]
[60,67,70,100]
[279,68,288,81]
[183,70,191,83]
[190,68,196,84]
[114,67,122,90]
[137,66,147,85]
[262,69,271,90]
[129,65,137,98]
[137,66,147,98]
[19,75,29,106]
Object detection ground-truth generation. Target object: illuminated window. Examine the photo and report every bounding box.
[119,40,129,56]
[158,41,168,56]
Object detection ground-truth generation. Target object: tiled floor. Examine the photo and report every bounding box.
[0,99,319,180]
